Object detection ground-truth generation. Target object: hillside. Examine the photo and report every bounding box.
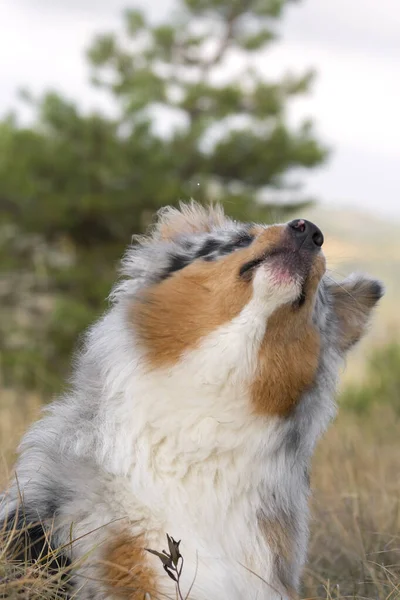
[302,204,400,384]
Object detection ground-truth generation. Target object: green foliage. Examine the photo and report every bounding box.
[341,342,400,415]
[0,0,328,394]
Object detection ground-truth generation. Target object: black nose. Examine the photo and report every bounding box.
[288,219,324,249]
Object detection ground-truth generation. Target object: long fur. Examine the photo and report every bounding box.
[0,203,383,599]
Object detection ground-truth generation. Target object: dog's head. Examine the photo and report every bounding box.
[114,202,383,417]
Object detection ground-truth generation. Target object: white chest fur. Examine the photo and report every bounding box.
[66,290,335,599]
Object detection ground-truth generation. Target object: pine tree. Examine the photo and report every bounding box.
[0,0,328,393]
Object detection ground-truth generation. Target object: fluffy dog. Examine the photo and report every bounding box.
[1,203,383,599]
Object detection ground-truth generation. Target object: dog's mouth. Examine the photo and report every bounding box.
[239,247,314,307]
[293,285,307,308]
[239,247,284,279]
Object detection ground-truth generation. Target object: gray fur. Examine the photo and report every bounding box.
[0,203,383,599]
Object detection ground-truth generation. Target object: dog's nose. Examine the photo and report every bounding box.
[288,219,324,250]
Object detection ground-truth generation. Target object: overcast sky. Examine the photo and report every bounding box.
[1,0,399,218]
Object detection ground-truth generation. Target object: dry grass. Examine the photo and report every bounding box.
[0,390,42,489]
[1,392,400,599]
[305,407,400,599]
[0,541,73,600]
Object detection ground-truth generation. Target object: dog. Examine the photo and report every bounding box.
[1,202,383,599]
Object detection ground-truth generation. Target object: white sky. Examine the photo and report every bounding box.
[1,0,400,218]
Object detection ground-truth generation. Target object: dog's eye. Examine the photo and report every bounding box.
[193,232,254,263]
[168,254,191,274]
[234,235,253,249]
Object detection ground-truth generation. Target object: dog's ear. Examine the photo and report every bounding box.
[329,275,384,352]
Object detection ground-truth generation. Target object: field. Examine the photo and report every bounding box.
[306,409,400,599]
[1,393,400,599]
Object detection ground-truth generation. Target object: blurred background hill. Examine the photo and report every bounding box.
[303,204,400,384]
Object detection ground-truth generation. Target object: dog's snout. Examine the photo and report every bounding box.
[288,219,324,250]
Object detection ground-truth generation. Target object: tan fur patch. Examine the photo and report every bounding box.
[131,226,284,368]
[258,514,298,597]
[259,515,292,560]
[251,254,325,416]
[103,532,158,599]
